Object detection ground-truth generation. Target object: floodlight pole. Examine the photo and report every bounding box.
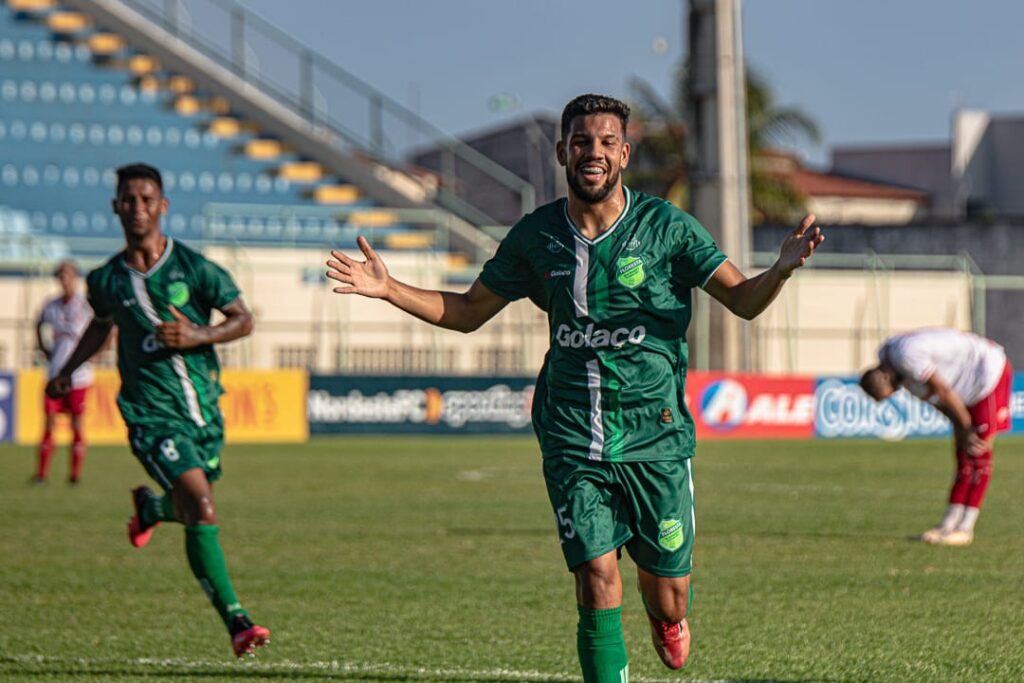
[686,0,751,372]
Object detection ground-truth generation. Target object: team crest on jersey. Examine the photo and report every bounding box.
[616,256,645,288]
[657,519,684,551]
[547,240,563,253]
[167,281,190,307]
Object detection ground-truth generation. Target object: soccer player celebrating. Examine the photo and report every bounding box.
[46,163,270,658]
[34,260,98,484]
[327,94,823,681]
[860,328,1012,546]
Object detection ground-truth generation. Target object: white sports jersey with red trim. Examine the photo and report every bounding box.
[880,328,1006,406]
[39,292,94,388]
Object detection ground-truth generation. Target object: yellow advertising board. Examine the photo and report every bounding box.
[16,368,308,445]
[17,369,127,446]
[220,369,308,443]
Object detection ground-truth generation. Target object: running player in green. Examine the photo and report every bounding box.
[46,163,270,659]
[326,94,823,682]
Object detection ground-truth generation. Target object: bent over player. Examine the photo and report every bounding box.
[860,328,1012,546]
[46,163,270,657]
[327,94,823,682]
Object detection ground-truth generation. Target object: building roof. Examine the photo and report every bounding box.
[759,150,929,202]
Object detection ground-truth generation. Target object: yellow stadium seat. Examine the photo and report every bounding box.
[87,33,125,55]
[128,54,159,74]
[312,185,361,204]
[208,117,242,138]
[384,232,434,250]
[174,95,200,116]
[446,253,469,269]
[349,210,398,227]
[168,75,195,94]
[46,11,91,33]
[244,139,286,160]
[279,162,323,183]
[9,0,56,11]
[137,75,161,93]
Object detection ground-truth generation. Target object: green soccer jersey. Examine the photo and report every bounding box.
[86,238,240,433]
[480,188,727,462]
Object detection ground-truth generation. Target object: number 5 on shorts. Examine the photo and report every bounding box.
[556,504,576,541]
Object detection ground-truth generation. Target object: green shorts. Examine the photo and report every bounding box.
[128,422,224,492]
[543,455,695,577]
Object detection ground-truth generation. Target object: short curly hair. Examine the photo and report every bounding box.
[560,93,630,141]
[115,162,163,194]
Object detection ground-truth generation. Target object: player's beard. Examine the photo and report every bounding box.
[566,164,620,204]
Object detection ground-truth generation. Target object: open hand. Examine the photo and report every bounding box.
[326,236,391,299]
[776,214,824,277]
[156,305,203,350]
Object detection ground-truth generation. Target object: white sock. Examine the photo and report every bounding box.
[957,506,980,533]
[938,504,966,531]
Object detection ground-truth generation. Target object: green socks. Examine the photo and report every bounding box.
[185,525,248,629]
[140,494,176,528]
[577,605,629,683]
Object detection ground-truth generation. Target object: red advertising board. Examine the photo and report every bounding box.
[685,372,816,439]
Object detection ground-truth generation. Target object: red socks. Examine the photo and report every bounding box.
[36,430,54,480]
[950,450,993,509]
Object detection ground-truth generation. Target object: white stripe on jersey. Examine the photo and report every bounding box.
[572,240,589,318]
[129,271,207,428]
[586,359,604,461]
[687,458,695,534]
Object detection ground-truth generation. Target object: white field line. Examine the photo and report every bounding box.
[0,654,741,683]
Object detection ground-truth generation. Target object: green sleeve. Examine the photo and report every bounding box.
[195,257,241,311]
[670,214,728,290]
[85,269,113,320]
[478,226,530,302]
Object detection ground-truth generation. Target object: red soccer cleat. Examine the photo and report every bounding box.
[127,486,159,548]
[647,614,691,670]
[230,615,271,658]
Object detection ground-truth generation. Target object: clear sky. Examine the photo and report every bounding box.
[240,0,1024,167]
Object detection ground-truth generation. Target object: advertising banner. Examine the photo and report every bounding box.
[1012,373,1024,434]
[220,369,308,443]
[0,372,13,443]
[17,369,129,446]
[308,375,535,434]
[814,376,951,440]
[686,373,816,439]
[16,368,308,445]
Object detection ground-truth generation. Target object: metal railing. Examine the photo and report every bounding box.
[113,0,535,224]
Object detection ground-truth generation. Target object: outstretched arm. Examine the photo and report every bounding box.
[703,214,824,320]
[326,236,509,333]
[45,317,115,397]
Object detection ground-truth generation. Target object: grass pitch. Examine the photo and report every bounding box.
[1,436,1022,682]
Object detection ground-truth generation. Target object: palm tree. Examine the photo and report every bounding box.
[625,65,820,223]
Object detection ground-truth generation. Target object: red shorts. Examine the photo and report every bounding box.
[968,361,1012,439]
[44,387,88,416]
